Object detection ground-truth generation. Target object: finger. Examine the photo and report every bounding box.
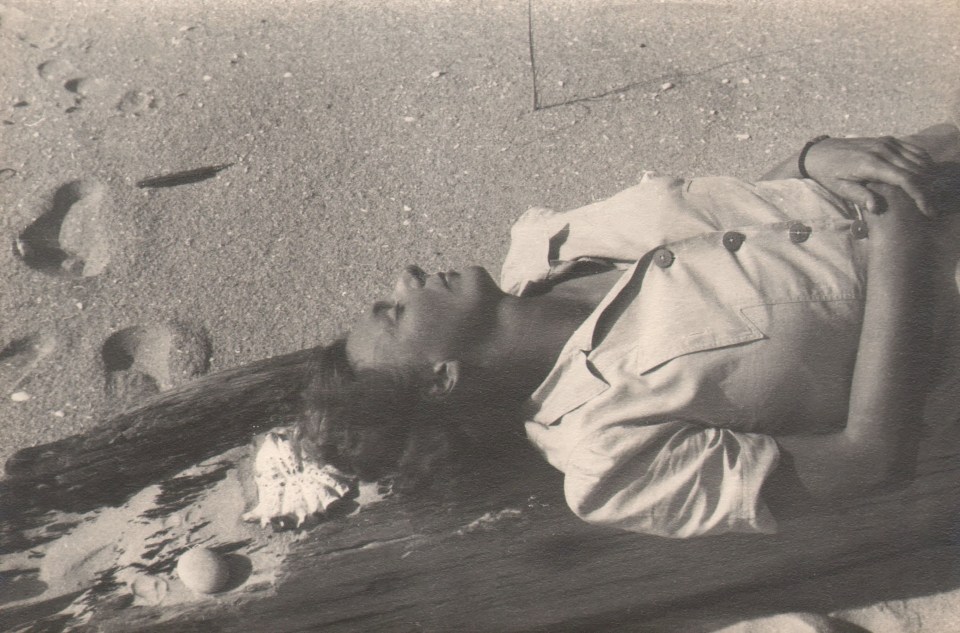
[828,180,880,214]
[857,162,934,216]
[873,139,934,174]
[872,140,933,173]
[869,150,929,175]
[898,177,936,218]
[888,138,934,165]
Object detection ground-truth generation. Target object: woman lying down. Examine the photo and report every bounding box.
[269,122,960,538]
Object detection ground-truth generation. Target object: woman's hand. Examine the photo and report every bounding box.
[803,136,935,217]
[861,181,933,262]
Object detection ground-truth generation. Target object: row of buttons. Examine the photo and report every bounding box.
[652,220,868,269]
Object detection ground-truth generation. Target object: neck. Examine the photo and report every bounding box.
[465,291,598,403]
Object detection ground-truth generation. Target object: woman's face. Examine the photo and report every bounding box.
[346,265,505,372]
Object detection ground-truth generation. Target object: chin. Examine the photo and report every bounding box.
[461,266,504,297]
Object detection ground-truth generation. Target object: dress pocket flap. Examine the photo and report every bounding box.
[634,302,766,375]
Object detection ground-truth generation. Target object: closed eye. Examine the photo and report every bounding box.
[372,301,402,324]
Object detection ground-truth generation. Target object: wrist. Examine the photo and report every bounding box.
[866,212,930,255]
[866,228,925,273]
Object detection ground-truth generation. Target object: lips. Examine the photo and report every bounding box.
[403,266,458,291]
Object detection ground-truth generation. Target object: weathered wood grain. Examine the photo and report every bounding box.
[2,346,319,518]
[57,440,960,633]
[3,351,958,632]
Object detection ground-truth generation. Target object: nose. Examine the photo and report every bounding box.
[396,265,426,294]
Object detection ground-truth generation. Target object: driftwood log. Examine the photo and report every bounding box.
[2,346,320,519]
[1,338,959,631]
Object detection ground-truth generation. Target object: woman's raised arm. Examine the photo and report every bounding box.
[760,136,935,216]
[769,182,934,506]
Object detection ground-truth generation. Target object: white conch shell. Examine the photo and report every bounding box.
[242,430,354,528]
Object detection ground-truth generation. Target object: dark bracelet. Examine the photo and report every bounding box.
[798,134,830,179]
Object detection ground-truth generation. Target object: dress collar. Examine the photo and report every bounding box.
[524,258,645,425]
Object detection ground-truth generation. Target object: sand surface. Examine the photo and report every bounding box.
[1,0,959,631]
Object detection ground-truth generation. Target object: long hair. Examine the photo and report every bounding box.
[297,339,469,490]
[2,337,495,526]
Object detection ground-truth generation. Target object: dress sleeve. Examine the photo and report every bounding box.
[501,174,701,295]
[563,421,781,538]
[500,175,853,297]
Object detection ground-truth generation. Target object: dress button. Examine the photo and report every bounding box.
[788,222,812,244]
[851,219,869,239]
[653,248,675,268]
[722,231,746,252]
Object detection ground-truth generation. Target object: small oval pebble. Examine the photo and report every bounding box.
[11,391,31,402]
[176,547,230,594]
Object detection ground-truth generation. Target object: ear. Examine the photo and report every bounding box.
[424,360,460,399]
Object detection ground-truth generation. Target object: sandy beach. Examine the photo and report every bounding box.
[2,0,959,630]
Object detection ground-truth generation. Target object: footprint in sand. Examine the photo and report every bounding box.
[57,78,159,115]
[37,60,82,112]
[14,179,110,277]
[37,58,74,82]
[63,76,122,111]
[38,60,159,116]
[117,89,161,115]
[0,332,55,393]
[102,322,212,406]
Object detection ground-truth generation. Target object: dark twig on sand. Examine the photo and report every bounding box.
[136,163,234,189]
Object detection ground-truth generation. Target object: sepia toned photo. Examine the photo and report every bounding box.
[1,1,959,631]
